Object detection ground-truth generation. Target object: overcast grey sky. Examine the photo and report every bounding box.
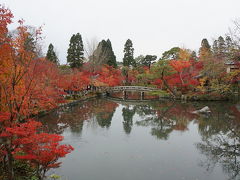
[2,0,240,64]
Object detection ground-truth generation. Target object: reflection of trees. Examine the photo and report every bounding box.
[39,98,118,134]
[96,110,115,128]
[196,103,234,139]
[136,116,174,140]
[196,103,240,180]
[70,120,84,134]
[135,104,156,117]
[136,102,175,140]
[122,106,136,134]
[197,135,240,180]
[135,102,196,140]
[95,99,118,128]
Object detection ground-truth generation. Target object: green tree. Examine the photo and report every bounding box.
[150,60,176,96]
[142,55,157,69]
[67,33,84,68]
[190,51,197,61]
[123,39,135,67]
[46,43,58,64]
[212,40,218,55]
[225,36,236,59]
[218,36,226,58]
[160,47,180,60]
[225,36,233,51]
[135,55,145,66]
[106,39,117,67]
[90,39,117,68]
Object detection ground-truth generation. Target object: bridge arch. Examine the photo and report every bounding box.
[106,86,158,100]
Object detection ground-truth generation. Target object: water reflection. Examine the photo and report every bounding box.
[196,104,240,180]
[39,98,118,134]
[135,101,197,139]
[39,98,240,180]
[122,106,135,134]
[121,100,240,179]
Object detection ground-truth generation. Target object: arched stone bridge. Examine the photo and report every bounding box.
[106,86,159,100]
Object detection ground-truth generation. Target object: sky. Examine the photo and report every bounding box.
[2,0,240,64]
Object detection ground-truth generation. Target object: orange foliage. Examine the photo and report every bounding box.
[0,6,72,179]
[95,65,123,87]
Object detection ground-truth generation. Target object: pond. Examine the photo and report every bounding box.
[39,98,240,180]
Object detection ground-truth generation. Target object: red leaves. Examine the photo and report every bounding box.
[59,69,91,91]
[169,60,191,73]
[14,154,37,160]
[0,6,73,178]
[150,59,202,93]
[95,65,123,87]
[5,120,74,170]
[0,5,13,40]
[6,120,41,137]
[0,112,10,122]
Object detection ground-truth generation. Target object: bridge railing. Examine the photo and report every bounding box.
[107,86,158,92]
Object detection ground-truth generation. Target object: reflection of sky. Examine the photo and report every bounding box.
[44,99,240,180]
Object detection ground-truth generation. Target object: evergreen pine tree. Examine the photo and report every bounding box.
[123,39,135,67]
[90,39,117,68]
[201,38,211,49]
[160,47,180,60]
[190,51,197,61]
[225,36,236,60]
[106,39,117,68]
[67,33,84,68]
[142,55,157,69]
[217,36,226,56]
[46,43,58,64]
[212,40,218,55]
[225,36,233,50]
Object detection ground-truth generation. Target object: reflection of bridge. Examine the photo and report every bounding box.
[107,86,159,100]
[107,97,158,104]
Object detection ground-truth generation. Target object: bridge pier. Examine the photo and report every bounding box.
[123,91,127,100]
[140,92,144,100]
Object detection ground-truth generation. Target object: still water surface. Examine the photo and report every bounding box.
[40,98,240,180]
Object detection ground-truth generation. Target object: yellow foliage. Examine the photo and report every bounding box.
[178,48,191,61]
[197,77,208,91]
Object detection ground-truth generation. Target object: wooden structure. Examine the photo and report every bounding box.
[107,86,158,100]
[225,61,239,73]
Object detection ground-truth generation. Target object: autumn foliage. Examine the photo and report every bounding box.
[0,5,125,179]
[94,65,123,87]
[1,3,240,179]
[0,6,73,180]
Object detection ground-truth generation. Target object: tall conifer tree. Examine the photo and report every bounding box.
[67,33,84,68]
[218,36,226,56]
[123,39,135,67]
[212,40,218,55]
[46,43,58,64]
[106,39,117,68]
[90,39,117,68]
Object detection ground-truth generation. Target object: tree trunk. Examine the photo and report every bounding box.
[6,146,14,180]
[161,68,176,97]
[162,78,176,97]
